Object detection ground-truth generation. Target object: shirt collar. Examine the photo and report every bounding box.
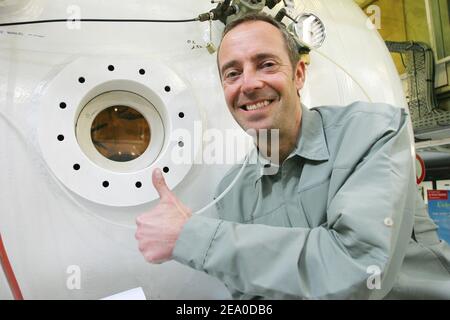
[296,104,329,161]
[253,104,329,184]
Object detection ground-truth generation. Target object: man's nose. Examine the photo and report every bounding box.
[240,69,264,94]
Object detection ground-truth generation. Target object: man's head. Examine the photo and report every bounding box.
[217,13,305,135]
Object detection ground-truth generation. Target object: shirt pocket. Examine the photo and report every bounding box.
[298,180,330,228]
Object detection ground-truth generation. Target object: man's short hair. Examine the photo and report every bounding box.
[218,12,300,71]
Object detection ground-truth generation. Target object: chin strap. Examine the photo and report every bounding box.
[0,233,23,300]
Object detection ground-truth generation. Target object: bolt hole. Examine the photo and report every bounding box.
[57,134,64,141]
[139,69,145,75]
[108,65,115,71]
[164,86,171,92]
[102,181,109,188]
[178,112,185,118]
[135,181,142,188]
[59,102,66,109]
[163,167,169,173]
[178,141,184,148]
[73,164,80,171]
[78,77,85,83]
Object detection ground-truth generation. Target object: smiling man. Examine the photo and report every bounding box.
[219,17,304,163]
[135,13,450,299]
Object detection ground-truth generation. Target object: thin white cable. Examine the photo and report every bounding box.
[193,152,250,215]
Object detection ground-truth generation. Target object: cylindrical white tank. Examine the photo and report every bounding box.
[0,0,409,299]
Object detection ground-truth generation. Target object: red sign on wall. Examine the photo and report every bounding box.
[416,154,426,185]
[427,190,449,200]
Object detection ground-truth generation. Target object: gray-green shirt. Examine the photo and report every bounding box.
[173,102,450,299]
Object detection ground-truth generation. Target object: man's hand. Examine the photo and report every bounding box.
[135,169,192,264]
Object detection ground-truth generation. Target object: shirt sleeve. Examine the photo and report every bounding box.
[172,108,416,299]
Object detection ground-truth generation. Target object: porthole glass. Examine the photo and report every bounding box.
[91,106,151,162]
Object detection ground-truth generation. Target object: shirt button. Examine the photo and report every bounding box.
[384,218,394,227]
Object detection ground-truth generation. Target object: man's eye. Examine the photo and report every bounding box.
[224,70,240,79]
[261,61,278,70]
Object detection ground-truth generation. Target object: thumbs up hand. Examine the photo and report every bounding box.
[135,169,192,264]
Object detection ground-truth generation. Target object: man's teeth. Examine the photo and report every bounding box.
[245,100,271,111]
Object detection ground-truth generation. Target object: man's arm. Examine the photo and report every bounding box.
[172,108,415,299]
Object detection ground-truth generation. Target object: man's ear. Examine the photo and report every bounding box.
[294,59,306,91]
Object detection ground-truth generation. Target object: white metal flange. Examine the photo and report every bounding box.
[37,57,202,207]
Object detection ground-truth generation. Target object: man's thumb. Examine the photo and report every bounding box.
[152,168,172,200]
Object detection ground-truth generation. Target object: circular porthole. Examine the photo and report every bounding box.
[76,91,164,173]
[37,58,202,207]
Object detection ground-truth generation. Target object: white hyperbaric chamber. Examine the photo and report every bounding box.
[0,0,410,299]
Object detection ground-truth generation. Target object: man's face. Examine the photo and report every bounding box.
[218,21,305,133]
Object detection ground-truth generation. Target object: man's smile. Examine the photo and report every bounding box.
[239,99,274,111]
